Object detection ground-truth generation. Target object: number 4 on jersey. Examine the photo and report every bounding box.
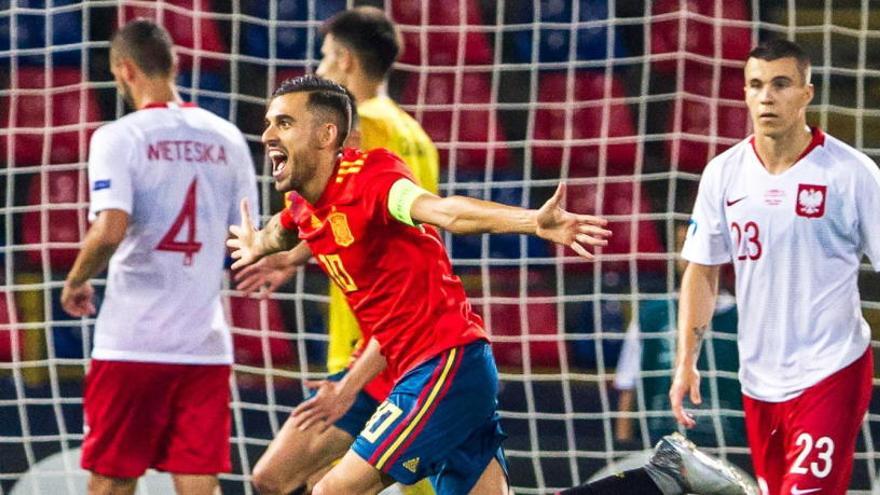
[156,179,202,265]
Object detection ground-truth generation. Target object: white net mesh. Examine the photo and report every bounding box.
[1,0,879,494]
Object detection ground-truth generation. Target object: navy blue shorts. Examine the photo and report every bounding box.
[303,370,380,438]
[351,340,508,494]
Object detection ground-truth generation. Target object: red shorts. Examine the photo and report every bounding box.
[743,348,872,495]
[81,360,232,478]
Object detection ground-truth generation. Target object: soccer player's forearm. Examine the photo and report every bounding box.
[338,338,386,397]
[66,229,120,286]
[427,195,538,236]
[257,213,301,257]
[675,263,719,368]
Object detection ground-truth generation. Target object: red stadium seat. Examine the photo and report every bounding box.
[0,293,22,363]
[532,71,637,177]
[399,71,509,171]
[475,270,560,369]
[22,169,88,271]
[564,181,663,272]
[390,0,492,66]
[650,0,751,75]
[666,64,750,172]
[228,296,294,367]
[0,67,102,166]
[123,0,226,71]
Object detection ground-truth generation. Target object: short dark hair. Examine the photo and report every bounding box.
[273,74,357,147]
[111,18,176,77]
[321,7,400,81]
[748,39,812,84]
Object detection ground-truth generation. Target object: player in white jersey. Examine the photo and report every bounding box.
[670,39,880,495]
[60,19,258,495]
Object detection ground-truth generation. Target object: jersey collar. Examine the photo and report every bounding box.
[141,101,198,110]
[749,126,826,169]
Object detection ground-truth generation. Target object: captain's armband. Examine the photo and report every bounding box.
[387,178,429,227]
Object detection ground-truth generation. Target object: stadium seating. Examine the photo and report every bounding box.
[399,71,510,172]
[239,0,346,62]
[666,64,750,172]
[507,0,628,64]
[227,295,294,368]
[177,69,231,119]
[0,67,102,166]
[123,0,227,71]
[0,293,21,362]
[0,0,84,67]
[563,181,663,271]
[532,71,637,177]
[21,169,87,271]
[474,269,561,369]
[650,0,751,76]
[389,0,493,66]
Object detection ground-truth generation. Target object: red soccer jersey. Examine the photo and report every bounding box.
[282,148,487,379]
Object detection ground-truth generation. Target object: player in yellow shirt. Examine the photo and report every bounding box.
[237,7,439,495]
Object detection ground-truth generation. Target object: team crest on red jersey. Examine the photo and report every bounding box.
[328,211,354,247]
[795,184,826,218]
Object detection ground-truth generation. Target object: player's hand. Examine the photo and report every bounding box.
[227,198,262,270]
[291,379,357,432]
[61,281,96,317]
[234,252,298,296]
[535,182,612,259]
[669,364,702,428]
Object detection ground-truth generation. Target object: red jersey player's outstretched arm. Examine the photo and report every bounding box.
[233,241,312,296]
[406,182,611,259]
[61,209,129,317]
[669,261,720,429]
[227,198,300,270]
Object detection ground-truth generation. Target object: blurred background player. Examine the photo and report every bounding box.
[60,19,258,495]
[613,221,742,448]
[228,74,612,495]
[236,8,439,495]
[671,39,880,495]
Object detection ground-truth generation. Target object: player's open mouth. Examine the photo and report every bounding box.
[268,149,289,178]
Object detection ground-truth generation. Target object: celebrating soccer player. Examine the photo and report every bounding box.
[227,74,611,494]
[671,39,880,494]
[61,19,258,495]
[238,9,439,494]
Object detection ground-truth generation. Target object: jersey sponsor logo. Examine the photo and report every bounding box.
[146,140,228,165]
[764,188,785,206]
[726,195,748,207]
[796,184,826,218]
[328,211,354,247]
[402,457,420,473]
[790,485,821,495]
[92,179,111,191]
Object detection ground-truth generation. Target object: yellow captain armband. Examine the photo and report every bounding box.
[388,178,429,227]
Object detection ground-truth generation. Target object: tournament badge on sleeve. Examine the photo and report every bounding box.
[795,184,827,218]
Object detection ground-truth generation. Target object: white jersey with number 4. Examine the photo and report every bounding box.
[682,127,880,402]
[87,103,258,365]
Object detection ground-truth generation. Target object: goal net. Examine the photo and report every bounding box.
[1,0,879,493]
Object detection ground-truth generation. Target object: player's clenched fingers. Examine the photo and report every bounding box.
[575,233,608,247]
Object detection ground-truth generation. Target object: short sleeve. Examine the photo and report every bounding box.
[87,125,135,221]
[230,133,260,228]
[681,160,732,265]
[357,150,415,225]
[855,156,880,271]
